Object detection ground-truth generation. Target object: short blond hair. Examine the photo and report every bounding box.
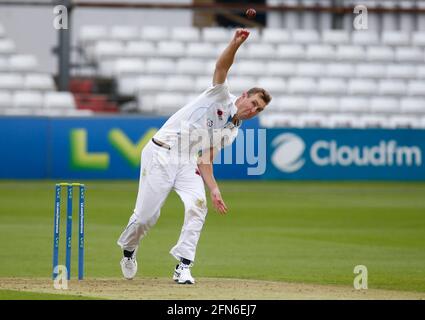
[247,87,272,105]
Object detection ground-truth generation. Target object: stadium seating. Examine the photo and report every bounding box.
[72,23,425,127]
[0,23,91,116]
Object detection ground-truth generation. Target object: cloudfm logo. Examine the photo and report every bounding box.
[271,133,305,173]
[271,132,422,174]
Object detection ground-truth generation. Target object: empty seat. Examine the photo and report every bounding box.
[387,65,416,79]
[0,91,12,108]
[113,59,144,75]
[34,108,66,117]
[247,44,275,58]
[378,80,407,96]
[117,76,140,95]
[157,41,185,58]
[296,63,324,77]
[261,29,291,43]
[288,78,317,94]
[0,57,7,71]
[141,26,168,41]
[417,66,425,79]
[370,97,399,113]
[359,115,389,128]
[259,113,300,128]
[291,30,320,44]
[126,41,156,57]
[136,76,165,92]
[412,32,425,46]
[306,45,335,60]
[340,97,370,113]
[395,47,423,62]
[93,41,125,59]
[325,63,355,77]
[322,30,350,44]
[9,55,38,72]
[137,94,156,113]
[176,59,206,75]
[328,114,359,128]
[24,74,55,91]
[356,64,386,78]
[274,95,307,113]
[171,27,201,42]
[348,79,378,95]
[44,92,76,109]
[186,43,216,58]
[266,62,296,76]
[400,98,425,113]
[352,31,379,45]
[367,46,394,62]
[276,113,302,128]
[256,77,286,94]
[298,113,328,127]
[0,73,24,90]
[165,76,195,92]
[110,26,139,41]
[308,96,339,113]
[146,59,176,74]
[381,31,410,46]
[336,45,366,61]
[276,44,305,59]
[203,28,231,42]
[228,77,256,93]
[407,81,425,96]
[79,25,108,43]
[155,94,187,114]
[1,108,32,116]
[388,115,420,128]
[234,61,266,76]
[0,39,16,55]
[13,91,44,109]
[63,109,94,117]
[318,78,347,94]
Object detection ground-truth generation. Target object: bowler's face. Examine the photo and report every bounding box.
[237,93,267,120]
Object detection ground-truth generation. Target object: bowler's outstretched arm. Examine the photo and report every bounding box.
[213,28,250,86]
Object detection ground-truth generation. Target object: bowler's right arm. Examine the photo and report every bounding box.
[213,28,250,86]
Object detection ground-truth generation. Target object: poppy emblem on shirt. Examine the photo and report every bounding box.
[207,119,213,127]
[217,109,223,120]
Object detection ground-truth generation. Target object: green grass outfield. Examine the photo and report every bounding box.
[0,180,424,297]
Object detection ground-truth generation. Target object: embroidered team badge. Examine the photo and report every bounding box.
[217,109,223,120]
[207,119,213,127]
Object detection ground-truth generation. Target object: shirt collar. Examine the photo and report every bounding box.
[229,95,242,127]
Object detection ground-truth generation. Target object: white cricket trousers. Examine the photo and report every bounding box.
[117,140,208,262]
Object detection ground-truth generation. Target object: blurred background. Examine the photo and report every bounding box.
[0,0,424,180]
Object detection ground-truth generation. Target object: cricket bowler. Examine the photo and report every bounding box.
[117,28,271,284]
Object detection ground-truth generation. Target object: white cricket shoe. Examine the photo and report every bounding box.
[173,263,195,284]
[120,256,138,280]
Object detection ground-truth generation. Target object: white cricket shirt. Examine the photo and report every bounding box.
[153,82,241,158]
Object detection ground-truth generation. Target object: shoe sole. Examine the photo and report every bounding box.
[177,280,195,285]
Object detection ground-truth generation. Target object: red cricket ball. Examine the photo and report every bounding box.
[246,8,256,19]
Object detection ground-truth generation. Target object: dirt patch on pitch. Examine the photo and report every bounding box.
[0,277,424,300]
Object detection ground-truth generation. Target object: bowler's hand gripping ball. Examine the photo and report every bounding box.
[246,8,256,19]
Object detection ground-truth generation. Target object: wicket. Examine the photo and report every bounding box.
[52,182,85,280]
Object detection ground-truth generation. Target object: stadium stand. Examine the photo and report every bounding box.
[73,23,425,128]
[3,0,425,127]
[0,22,92,117]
